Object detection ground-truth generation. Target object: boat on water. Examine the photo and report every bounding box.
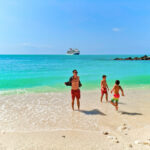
[66,48,80,55]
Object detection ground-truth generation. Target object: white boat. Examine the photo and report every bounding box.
[66,48,80,55]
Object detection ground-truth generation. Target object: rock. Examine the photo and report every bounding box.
[141,55,148,60]
[114,58,123,60]
[134,57,140,60]
[62,135,66,138]
[129,144,133,148]
[103,131,109,135]
[123,123,127,126]
[143,140,150,146]
[115,140,119,143]
[114,55,150,61]
[118,126,128,132]
[125,57,132,60]
[134,140,150,146]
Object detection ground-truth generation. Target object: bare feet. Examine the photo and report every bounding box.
[110,101,118,111]
[115,106,118,111]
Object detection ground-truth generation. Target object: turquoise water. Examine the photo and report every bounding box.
[0,55,150,92]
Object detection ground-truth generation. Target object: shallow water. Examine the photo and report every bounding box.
[0,55,150,92]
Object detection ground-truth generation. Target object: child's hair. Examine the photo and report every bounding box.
[115,80,120,85]
[102,75,106,78]
[73,69,78,73]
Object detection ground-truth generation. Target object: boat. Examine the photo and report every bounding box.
[66,48,80,55]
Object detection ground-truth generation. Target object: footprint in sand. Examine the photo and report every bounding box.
[102,131,119,143]
[135,139,150,146]
[118,123,130,135]
[107,135,119,143]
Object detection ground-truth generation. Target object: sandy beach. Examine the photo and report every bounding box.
[0,88,150,150]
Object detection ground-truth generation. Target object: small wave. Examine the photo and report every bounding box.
[0,86,67,95]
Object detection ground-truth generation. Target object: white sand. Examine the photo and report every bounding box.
[0,88,150,150]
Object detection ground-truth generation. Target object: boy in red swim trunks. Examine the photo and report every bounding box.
[110,80,124,111]
[100,75,109,103]
[65,70,82,111]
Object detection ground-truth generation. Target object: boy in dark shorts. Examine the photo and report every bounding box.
[65,70,82,110]
[110,80,124,111]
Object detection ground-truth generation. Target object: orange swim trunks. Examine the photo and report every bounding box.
[71,89,80,99]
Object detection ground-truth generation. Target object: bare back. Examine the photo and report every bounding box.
[113,85,121,94]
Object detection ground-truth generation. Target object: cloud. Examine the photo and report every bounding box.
[20,42,52,49]
[112,28,121,32]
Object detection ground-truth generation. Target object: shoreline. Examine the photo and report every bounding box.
[1,84,150,95]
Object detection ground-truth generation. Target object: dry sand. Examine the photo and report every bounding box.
[0,88,150,150]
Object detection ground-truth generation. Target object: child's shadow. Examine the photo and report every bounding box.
[80,109,106,116]
[118,102,126,105]
[119,111,143,116]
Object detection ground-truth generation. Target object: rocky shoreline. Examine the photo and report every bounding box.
[114,55,150,60]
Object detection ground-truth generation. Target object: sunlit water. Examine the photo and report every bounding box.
[0,55,150,93]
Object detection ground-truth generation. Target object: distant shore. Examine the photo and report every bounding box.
[114,55,150,60]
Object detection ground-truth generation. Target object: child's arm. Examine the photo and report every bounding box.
[106,83,109,91]
[100,81,103,88]
[111,86,115,93]
[120,86,125,96]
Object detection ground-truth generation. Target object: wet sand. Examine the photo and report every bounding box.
[0,89,150,150]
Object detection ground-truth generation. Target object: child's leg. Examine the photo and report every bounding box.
[115,102,118,111]
[101,93,104,103]
[110,100,115,106]
[105,93,108,102]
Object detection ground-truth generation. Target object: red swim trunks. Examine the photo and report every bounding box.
[101,87,107,95]
[114,93,120,99]
[71,89,80,99]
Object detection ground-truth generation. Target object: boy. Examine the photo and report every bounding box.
[101,75,109,103]
[110,80,124,111]
[65,70,82,111]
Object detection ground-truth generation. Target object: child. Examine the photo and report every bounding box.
[110,80,124,111]
[101,75,109,103]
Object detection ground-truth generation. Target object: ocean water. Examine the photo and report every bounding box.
[0,55,150,93]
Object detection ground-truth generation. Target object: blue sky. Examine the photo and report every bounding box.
[0,0,150,54]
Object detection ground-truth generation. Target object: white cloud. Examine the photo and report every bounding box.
[20,42,52,49]
[112,28,121,32]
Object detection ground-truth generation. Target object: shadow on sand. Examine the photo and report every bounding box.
[80,109,106,116]
[118,102,126,105]
[119,111,143,116]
